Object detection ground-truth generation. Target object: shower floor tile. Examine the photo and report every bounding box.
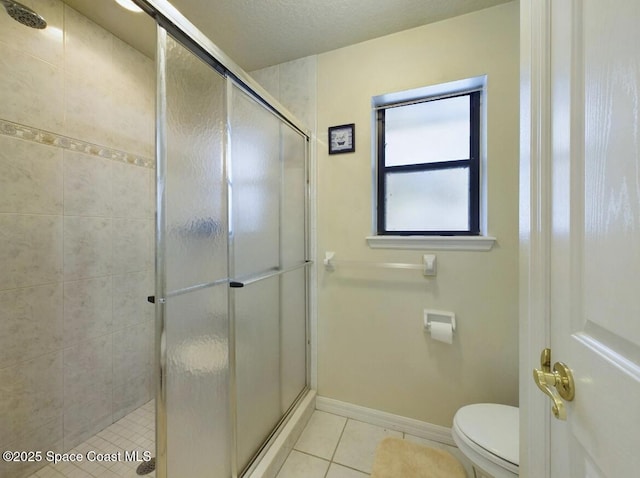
[27,402,473,478]
[28,400,155,478]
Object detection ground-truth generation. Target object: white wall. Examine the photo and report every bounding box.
[315,2,520,427]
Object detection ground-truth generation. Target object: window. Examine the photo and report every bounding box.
[375,84,481,236]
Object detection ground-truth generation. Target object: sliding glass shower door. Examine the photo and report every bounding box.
[158,31,231,477]
[229,84,309,472]
[157,29,309,478]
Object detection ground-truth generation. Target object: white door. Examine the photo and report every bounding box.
[524,0,640,476]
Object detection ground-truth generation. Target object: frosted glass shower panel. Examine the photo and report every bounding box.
[158,20,310,477]
[280,268,307,413]
[230,84,281,278]
[160,32,231,477]
[234,276,282,472]
[281,123,307,268]
[165,35,227,291]
[164,286,231,477]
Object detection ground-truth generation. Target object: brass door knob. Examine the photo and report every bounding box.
[532,348,575,420]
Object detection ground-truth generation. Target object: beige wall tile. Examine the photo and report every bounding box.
[63,277,113,347]
[63,335,113,449]
[0,283,63,369]
[113,324,152,382]
[0,136,63,214]
[0,214,63,290]
[63,335,113,397]
[0,416,63,478]
[250,65,280,101]
[64,150,112,217]
[112,162,149,219]
[63,216,112,281]
[64,71,116,149]
[63,5,112,80]
[0,2,156,458]
[63,393,113,452]
[0,43,64,134]
[0,0,64,67]
[251,56,317,133]
[110,37,155,158]
[279,57,317,131]
[112,271,153,331]
[112,371,152,423]
[112,218,151,274]
[112,323,153,420]
[63,7,154,156]
[0,352,63,449]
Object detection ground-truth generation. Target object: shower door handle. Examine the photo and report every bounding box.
[230,260,313,288]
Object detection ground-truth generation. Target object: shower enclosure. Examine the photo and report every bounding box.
[155,11,311,478]
[0,0,310,476]
[0,2,157,478]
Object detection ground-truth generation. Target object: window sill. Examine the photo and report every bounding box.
[366,235,496,251]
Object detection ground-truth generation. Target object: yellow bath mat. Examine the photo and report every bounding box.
[371,437,466,478]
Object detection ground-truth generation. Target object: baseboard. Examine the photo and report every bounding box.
[315,396,455,447]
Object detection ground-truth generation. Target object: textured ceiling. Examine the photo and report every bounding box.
[63,0,512,71]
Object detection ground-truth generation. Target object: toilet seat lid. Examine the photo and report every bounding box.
[454,403,519,466]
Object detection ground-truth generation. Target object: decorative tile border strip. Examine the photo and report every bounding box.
[0,119,155,169]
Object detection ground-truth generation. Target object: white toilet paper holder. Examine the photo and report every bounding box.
[424,309,456,332]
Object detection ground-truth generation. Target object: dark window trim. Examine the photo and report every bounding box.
[377,91,481,236]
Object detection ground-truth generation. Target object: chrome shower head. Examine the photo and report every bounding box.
[1,0,47,29]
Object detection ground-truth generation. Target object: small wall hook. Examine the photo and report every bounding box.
[324,251,335,270]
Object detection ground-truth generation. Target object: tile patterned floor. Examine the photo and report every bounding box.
[27,401,155,478]
[25,403,471,478]
[275,410,474,478]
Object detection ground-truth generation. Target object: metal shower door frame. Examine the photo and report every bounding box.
[225,77,312,476]
[149,1,312,476]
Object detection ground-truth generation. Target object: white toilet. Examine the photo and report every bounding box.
[451,403,519,478]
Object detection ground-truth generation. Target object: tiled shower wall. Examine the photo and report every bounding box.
[0,2,155,476]
[251,55,318,390]
[251,56,317,134]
